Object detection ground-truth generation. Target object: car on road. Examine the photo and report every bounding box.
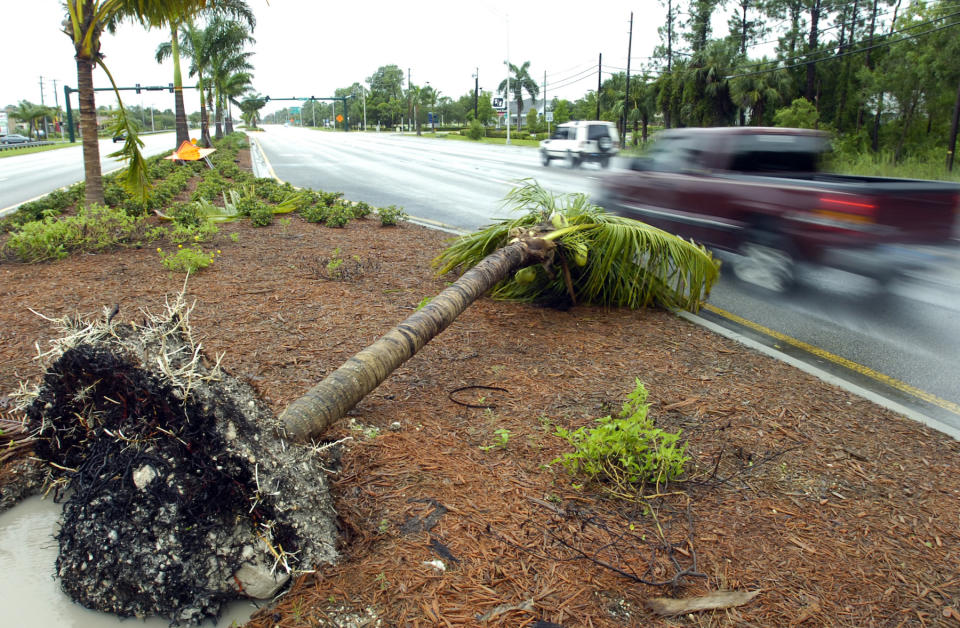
[112,132,127,143]
[0,134,31,145]
[594,126,960,292]
[539,121,619,168]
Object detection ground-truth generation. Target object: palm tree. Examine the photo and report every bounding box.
[729,59,791,125]
[63,0,209,206]
[238,92,266,129]
[279,181,719,442]
[222,71,253,134]
[13,101,46,139]
[498,61,539,131]
[161,0,255,146]
[206,25,254,138]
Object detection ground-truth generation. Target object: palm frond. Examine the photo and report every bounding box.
[433,180,720,312]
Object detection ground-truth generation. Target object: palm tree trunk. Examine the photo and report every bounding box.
[225,101,234,134]
[215,93,223,139]
[76,56,104,206]
[171,24,189,147]
[280,238,552,442]
[199,76,212,147]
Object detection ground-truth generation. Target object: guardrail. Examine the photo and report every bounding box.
[0,141,57,152]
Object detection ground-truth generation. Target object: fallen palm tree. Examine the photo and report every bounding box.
[22,181,719,624]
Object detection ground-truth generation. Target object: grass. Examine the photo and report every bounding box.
[426,132,541,147]
[0,142,77,159]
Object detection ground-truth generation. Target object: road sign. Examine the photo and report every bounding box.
[290,106,301,114]
[336,114,344,123]
[492,97,505,110]
[497,111,505,118]
[545,112,554,122]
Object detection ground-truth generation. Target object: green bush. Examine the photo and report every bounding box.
[235,194,267,217]
[466,119,485,140]
[300,203,330,223]
[324,204,352,228]
[3,204,154,263]
[158,245,217,273]
[350,201,373,219]
[376,205,408,226]
[553,379,688,499]
[249,203,274,227]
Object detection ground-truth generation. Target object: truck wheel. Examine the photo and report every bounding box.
[732,230,796,293]
[566,151,580,168]
[541,150,550,166]
[600,156,611,168]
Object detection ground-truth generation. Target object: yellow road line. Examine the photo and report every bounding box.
[703,302,960,416]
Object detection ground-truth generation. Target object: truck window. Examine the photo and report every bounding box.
[728,134,827,173]
[587,125,609,141]
[648,135,705,172]
[551,128,569,140]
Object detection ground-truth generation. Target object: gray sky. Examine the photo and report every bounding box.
[2,1,707,117]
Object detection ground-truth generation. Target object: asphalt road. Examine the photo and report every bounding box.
[0,132,184,214]
[251,125,960,436]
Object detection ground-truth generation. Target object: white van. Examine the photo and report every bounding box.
[539,121,619,168]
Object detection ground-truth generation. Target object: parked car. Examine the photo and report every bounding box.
[112,132,127,143]
[539,121,619,168]
[594,126,960,291]
[0,134,31,145]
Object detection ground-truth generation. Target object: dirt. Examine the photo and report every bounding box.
[1,150,958,627]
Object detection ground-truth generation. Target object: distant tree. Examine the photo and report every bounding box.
[774,97,820,128]
[239,93,266,129]
[551,99,571,125]
[498,61,539,130]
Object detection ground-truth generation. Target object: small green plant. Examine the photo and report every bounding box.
[324,204,352,228]
[415,296,432,310]
[480,428,511,452]
[158,245,217,273]
[377,204,408,226]
[553,379,688,500]
[326,248,345,278]
[249,203,274,227]
[350,201,373,219]
[300,203,330,223]
[466,119,485,140]
[377,519,390,534]
[229,232,240,242]
[278,217,292,233]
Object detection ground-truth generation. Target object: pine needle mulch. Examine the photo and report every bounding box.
[1,192,958,626]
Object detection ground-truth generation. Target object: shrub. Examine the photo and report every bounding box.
[158,245,217,273]
[249,203,274,227]
[350,201,372,219]
[300,203,330,224]
[324,204,352,228]
[3,204,153,263]
[235,195,267,217]
[377,205,408,226]
[553,379,688,499]
[466,119,485,140]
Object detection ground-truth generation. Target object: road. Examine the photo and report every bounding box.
[250,125,960,435]
[0,132,183,214]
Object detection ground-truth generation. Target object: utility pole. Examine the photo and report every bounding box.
[39,76,50,139]
[506,13,511,145]
[53,79,64,139]
[596,54,602,120]
[622,12,633,149]
[408,68,412,132]
[543,70,548,136]
[474,67,479,119]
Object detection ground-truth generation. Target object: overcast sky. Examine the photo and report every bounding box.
[1,1,728,117]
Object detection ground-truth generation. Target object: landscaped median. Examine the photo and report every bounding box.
[0,133,957,626]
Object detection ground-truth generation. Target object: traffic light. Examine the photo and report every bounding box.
[168,83,174,93]
[264,96,270,102]
[135,83,141,94]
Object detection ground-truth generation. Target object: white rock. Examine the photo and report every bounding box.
[132,465,157,490]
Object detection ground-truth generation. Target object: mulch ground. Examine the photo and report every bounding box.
[1,148,959,627]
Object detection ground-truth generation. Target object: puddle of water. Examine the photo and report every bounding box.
[0,496,259,627]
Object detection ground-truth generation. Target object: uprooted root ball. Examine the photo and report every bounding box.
[22,298,339,625]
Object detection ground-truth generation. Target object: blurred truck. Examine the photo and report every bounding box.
[594,127,960,291]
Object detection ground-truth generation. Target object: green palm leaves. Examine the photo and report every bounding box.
[434,181,719,312]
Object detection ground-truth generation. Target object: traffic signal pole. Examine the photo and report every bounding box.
[264,96,349,131]
[63,83,184,143]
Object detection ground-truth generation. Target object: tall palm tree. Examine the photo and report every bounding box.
[729,59,791,125]
[162,0,255,146]
[63,0,209,206]
[222,71,253,134]
[13,101,47,139]
[238,92,266,129]
[498,61,539,131]
[280,181,719,441]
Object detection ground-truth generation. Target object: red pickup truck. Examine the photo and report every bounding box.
[595,127,960,291]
